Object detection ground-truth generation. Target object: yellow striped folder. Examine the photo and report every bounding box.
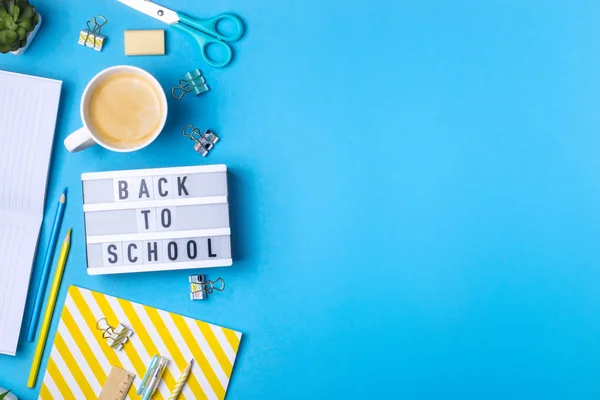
[40,286,242,400]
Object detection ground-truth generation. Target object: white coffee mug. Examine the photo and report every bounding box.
[64,65,168,153]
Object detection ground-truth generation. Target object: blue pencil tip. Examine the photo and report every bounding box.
[63,187,68,195]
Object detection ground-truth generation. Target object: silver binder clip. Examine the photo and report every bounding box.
[189,275,225,300]
[182,124,219,157]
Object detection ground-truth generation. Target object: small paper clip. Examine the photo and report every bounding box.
[189,275,225,300]
[96,317,133,351]
[78,15,107,51]
[171,69,210,100]
[182,124,219,157]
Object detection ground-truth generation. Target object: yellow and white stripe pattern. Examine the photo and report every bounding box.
[39,286,242,400]
[77,30,106,51]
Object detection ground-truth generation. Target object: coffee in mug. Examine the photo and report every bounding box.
[64,66,168,153]
[88,72,164,150]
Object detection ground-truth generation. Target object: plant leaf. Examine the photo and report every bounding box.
[0,390,12,400]
[18,4,32,21]
[11,5,18,22]
[6,0,14,15]
[5,29,17,43]
[18,18,32,31]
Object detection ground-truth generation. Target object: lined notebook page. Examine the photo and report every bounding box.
[0,71,62,355]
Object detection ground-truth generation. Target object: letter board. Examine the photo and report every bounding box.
[81,164,232,275]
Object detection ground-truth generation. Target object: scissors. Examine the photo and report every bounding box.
[117,0,244,68]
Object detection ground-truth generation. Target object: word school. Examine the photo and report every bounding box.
[103,237,219,266]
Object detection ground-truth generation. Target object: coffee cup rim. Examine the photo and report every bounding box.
[80,65,168,153]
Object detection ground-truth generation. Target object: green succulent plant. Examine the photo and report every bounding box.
[0,0,38,54]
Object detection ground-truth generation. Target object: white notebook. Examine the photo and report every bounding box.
[0,71,62,356]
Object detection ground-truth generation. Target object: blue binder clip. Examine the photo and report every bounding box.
[171,69,210,100]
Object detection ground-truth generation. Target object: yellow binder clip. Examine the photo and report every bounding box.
[78,15,107,51]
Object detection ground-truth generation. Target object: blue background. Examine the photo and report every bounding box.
[2,0,600,398]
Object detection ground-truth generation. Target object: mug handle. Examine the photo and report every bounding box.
[64,127,97,152]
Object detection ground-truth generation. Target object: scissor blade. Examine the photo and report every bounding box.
[117,0,180,25]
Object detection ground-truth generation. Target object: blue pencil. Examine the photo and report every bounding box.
[26,187,67,342]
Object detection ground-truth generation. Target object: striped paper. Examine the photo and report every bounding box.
[39,286,242,399]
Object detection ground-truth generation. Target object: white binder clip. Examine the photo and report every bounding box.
[96,318,133,351]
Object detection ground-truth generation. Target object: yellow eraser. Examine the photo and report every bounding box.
[124,30,165,56]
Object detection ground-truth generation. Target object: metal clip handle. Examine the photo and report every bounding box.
[172,80,192,100]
